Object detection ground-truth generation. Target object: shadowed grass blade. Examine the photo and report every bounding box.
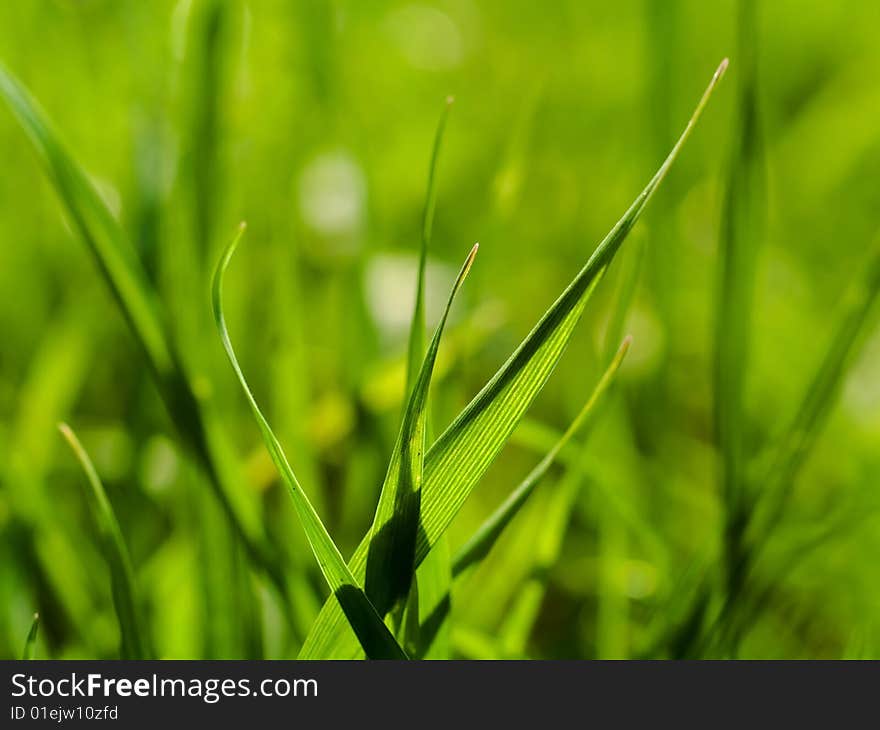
[396,99,456,656]
[299,60,728,658]
[452,336,630,576]
[366,244,478,616]
[58,424,150,660]
[21,613,39,660]
[212,224,407,660]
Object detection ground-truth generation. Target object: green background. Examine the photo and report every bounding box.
[1,0,879,659]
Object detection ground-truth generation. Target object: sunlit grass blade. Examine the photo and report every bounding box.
[212,224,407,660]
[452,335,630,577]
[299,60,728,658]
[0,62,277,588]
[21,613,39,660]
[397,98,456,656]
[58,423,150,660]
[366,244,478,616]
[749,243,880,542]
[406,96,454,392]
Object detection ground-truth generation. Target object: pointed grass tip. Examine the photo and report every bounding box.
[715,58,729,81]
[445,95,455,106]
[463,242,479,276]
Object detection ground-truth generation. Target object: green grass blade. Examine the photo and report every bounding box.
[211,224,407,660]
[58,423,150,660]
[406,97,454,392]
[366,244,478,616]
[395,99,456,655]
[452,335,630,577]
[413,60,726,563]
[409,540,452,658]
[499,448,590,655]
[299,60,727,658]
[0,61,277,588]
[21,613,39,660]
[713,0,765,595]
[0,63,172,377]
[750,243,880,541]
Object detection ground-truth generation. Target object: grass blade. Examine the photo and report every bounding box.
[452,335,630,576]
[395,98,456,655]
[713,0,765,596]
[58,423,150,659]
[212,224,407,660]
[21,613,39,660]
[406,96,454,392]
[365,244,478,616]
[0,61,278,589]
[0,63,171,379]
[299,60,728,658]
[750,243,880,542]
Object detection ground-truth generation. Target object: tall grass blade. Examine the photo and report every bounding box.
[498,447,590,656]
[398,98,456,655]
[406,96,454,392]
[366,244,478,616]
[750,243,880,542]
[713,0,765,596]
[212,224,407,660]
[0,61,278,591]
[452,335,630,576]
[0,63,171,377]
[300,60,728,658]
[58,423,150,660]
[21,613,39,660]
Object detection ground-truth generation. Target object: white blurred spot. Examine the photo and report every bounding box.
[298,151,366,240]
[140,435,180,495]
[385,5,465,71]
[89,426,133,482]
[364,253,457,340]
[844,329,880,428]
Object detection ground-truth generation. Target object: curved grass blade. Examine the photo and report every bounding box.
[58,424,150,660]
[0,62,278,590]
[21,613,39,660]
[366,244,478,616]
[452,335,630,577]
[300,60,728,659]
[212,224,407,660]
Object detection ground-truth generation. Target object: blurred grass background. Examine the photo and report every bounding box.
[1,0,879,659]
